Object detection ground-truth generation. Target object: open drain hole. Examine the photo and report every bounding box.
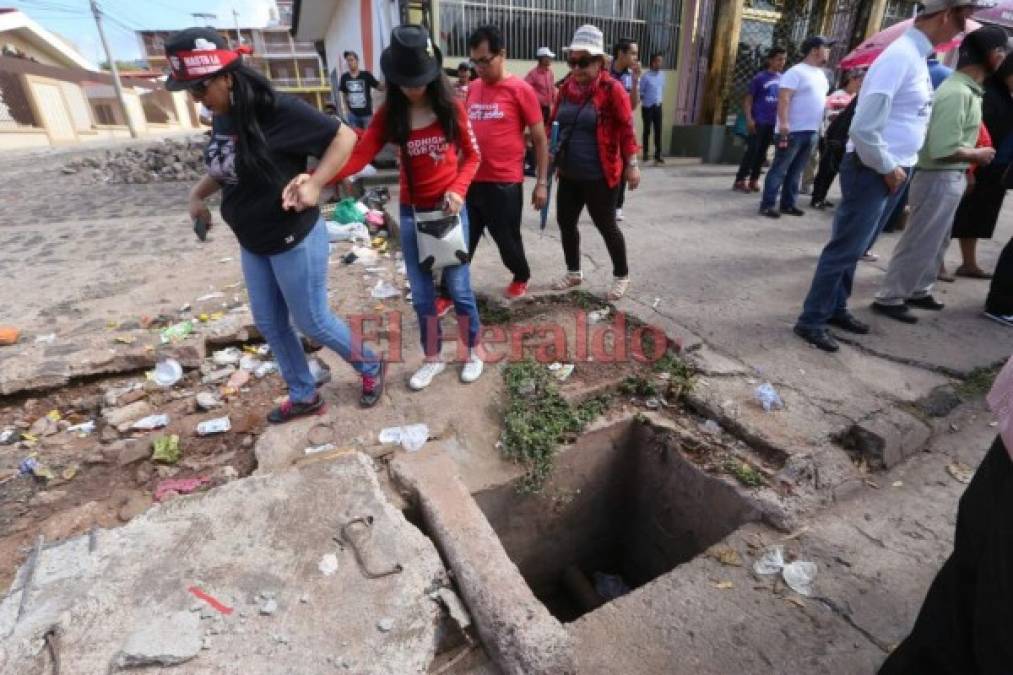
[475,418,763,622]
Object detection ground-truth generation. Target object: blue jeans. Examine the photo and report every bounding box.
[796,154,911,330]
[347,112,372,130]
[400,205,481,358]
[761,131,817,211]
[241,218,381,403]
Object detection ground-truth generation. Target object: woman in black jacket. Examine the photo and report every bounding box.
[952,52,1013,282]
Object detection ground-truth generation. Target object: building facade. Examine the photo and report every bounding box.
[138,1,331,110]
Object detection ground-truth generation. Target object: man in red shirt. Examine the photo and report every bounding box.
[525,46,557,124]
[438,24,549,309]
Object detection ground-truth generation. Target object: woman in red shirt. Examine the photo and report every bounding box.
[285,26,483,391]
[550,25,640,301]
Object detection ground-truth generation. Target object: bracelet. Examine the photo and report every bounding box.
[536,181,548,187]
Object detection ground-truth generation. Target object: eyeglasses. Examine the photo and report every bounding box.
[471,53,501,67]
[567,56,594,69]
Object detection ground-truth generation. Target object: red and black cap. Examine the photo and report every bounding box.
[164,27,252,92]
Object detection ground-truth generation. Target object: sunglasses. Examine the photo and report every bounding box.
[568,56,595,69]
[471,53,501,67]
[188,75,219,96]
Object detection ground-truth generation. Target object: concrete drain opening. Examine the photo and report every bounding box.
[474,417,763,622]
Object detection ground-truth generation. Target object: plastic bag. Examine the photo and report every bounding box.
[371,280,401,299]
[752,545,785,575]
[782,561,817,596]
[378,424,430,453]
[333,197,366,224]
[754,383,784,412]
[327,221,370,243]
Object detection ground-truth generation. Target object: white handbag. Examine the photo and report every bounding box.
[412,207,469,273]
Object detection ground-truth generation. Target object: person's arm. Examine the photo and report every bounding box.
[629,64,641,110]
[849,93,907,191]
[612,82,641,189]
[445,103,481,214]
[776,88,794,134]
[925,94,995,166]
[281,110,387,211]
[282,124,359,210]
[188,174,221,226]
[743,93,755,133]
[370,72,385,92]
[530,121,549,208]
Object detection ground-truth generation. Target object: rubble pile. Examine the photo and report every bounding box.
[61,136,207,184]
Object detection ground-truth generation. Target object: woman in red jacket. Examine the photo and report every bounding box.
[284,26,484,391]
[550,24,640,301]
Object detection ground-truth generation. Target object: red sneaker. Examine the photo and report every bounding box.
[505,281,528,299]
[434,297,453,318]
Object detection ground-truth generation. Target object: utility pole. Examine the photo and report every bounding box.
[89,0,138,138]
[232,7,242,48]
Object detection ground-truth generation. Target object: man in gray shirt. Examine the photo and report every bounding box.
[794,0,988,352]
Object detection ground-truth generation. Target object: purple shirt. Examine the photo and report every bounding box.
[749,71,780,126]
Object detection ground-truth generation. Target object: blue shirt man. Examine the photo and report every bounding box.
[639,53,666,163]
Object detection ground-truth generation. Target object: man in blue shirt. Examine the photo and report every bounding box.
[640,53,666,165]
[734,47,787,192]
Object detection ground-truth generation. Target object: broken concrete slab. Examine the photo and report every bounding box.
[0,334,205,396]
[114,610,202,668]
[0,453,450,674]
[392,447,576,675]
[843,406,933,470]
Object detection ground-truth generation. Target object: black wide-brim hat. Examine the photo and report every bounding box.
[380,25,443,88]
[164,27,245,92]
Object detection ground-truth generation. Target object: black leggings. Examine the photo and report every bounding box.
[986,236,1013,315]
[556,176,628,277]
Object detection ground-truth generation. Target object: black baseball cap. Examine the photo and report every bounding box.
[800,36,836,54]
[164,27,247,92]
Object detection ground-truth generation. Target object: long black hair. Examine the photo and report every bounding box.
[226,63,282,185]
[383,75,459,146]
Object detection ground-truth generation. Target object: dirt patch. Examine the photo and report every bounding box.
[0,365,282,587]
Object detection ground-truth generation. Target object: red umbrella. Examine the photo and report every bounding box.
[839,17,981,70]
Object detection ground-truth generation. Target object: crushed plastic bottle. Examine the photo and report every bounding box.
[754,382,784,412]
[254,361,278,379]
[212,347,243,366]
[197,417,231,436]
[160,321,194,345]
[132,414,170,431]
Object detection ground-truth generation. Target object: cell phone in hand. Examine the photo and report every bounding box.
[193,216,209,242]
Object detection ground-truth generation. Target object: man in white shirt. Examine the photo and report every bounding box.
[795,0,989,352]
[759,36,832,219]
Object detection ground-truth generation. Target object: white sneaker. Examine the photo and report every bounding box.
[409,360,445,390]
[460,353,484,383]
[984,311,1013,327]
[615,208,624,221]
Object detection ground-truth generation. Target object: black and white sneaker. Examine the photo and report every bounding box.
[984,311,1013,327]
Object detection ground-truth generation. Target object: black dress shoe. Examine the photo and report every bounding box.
[871,302,918,323]
[828,312,870,334]
[780,206,805,216]
[907,295,945,311]
[759,207,781,219]
[793,326,840,352]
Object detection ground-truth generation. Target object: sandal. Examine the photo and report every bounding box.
[955,266,993,279]
[608,276,630,301]
[552,271,583,291]
[938,268,957,283]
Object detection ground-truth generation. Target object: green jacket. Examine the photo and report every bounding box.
[917,71,983,172]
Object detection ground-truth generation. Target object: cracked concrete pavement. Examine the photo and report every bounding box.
[466,161,1011,459]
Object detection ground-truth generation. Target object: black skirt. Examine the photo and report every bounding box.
[951,165,1007,240]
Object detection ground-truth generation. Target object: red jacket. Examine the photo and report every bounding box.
[331,101,480,208]
[550,71,638,188]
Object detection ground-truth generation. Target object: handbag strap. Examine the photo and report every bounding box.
[556,89,595,160]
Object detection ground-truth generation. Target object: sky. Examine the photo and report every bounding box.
[7,0,278,66]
